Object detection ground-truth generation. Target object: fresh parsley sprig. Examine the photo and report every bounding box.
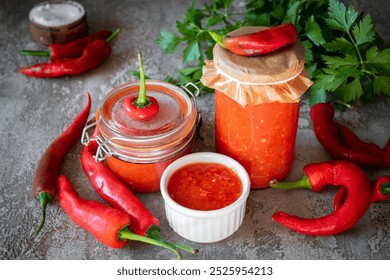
[156,0,243,93]
[309,0,390,106]
[156,0,389,106]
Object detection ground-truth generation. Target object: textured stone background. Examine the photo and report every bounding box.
[0,0,389,260]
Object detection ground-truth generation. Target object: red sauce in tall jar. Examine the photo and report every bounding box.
[167,162,243,210]
[200,27,312,189]
[215,90,300,188]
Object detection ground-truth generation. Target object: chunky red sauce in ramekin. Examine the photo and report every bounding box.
[167,162,243,211]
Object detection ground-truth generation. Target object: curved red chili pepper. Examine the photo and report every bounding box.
[81,129,160,237]
[123,53,159,120]
[222,23,297,56]
[32,93,91,238]
[58,174,182,259]
[270,160,372,236]
[310,103,388,167]
[19,39,111,78]
[334,175,390,211]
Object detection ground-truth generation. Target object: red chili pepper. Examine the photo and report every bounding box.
[32,93,91,238]
[270,160,372,236]
[123,53,159,120]
[19,39,111,78]
[19,30,111,61]
[335,123,385,157]
[333,186,348,212]
[57,174,182,259]
[81,130,159,236]
[81,128,197,255]
[372,176,390,202]
[334,175,390,211]
[215,23,297,56]
[310,102,389,167]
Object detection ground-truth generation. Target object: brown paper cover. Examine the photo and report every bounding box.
[200,26,313,106]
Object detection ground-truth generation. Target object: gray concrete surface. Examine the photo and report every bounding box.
[0,0,389,260]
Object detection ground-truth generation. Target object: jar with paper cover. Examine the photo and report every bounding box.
[201,26,313,189]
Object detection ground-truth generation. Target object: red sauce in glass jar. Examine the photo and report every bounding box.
[201,26,312,189]
[215,90,300,188]
[93,80,198,193]
[167,162,243,210]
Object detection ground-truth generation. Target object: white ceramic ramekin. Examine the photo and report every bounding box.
[160,152,250,243]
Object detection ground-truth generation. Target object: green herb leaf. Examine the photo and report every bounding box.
[206,15,224,28]
[301,40,314,63]
[308,85,327,107]
[176,21,194,39]
[365,46,390,73]
[156,30,183,54]
[305,16,325,46]
[324,37,355,53]
[180,66,201,76]
[183,41,201,64]
[322,53,359,69]
[373,76,390,96]
[342,77,363,103]
[325,0,358,32]
[271,4,284,21]
[352,15,376,46]
[285,1,300,24]
[315,68,346,92]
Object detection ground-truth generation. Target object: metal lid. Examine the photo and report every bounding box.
[91,80,199,163]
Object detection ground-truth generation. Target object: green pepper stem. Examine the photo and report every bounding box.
[208,31,225,48]
[32,192,53,239]
[380,182,390,195]
[146,226,198,254]
[134,53,151,107]
[269,175,312,190]
[118,226,182,260]
[106,28,120,44]
[19,50,51,57]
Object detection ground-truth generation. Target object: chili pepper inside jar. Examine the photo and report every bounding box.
[201,26,313,189]
[84,81,199,193]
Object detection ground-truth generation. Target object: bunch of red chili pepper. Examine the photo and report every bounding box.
[269,102,390,236]
[19,29,119,78]
[32,91,196,258]
[270,160,390,236]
